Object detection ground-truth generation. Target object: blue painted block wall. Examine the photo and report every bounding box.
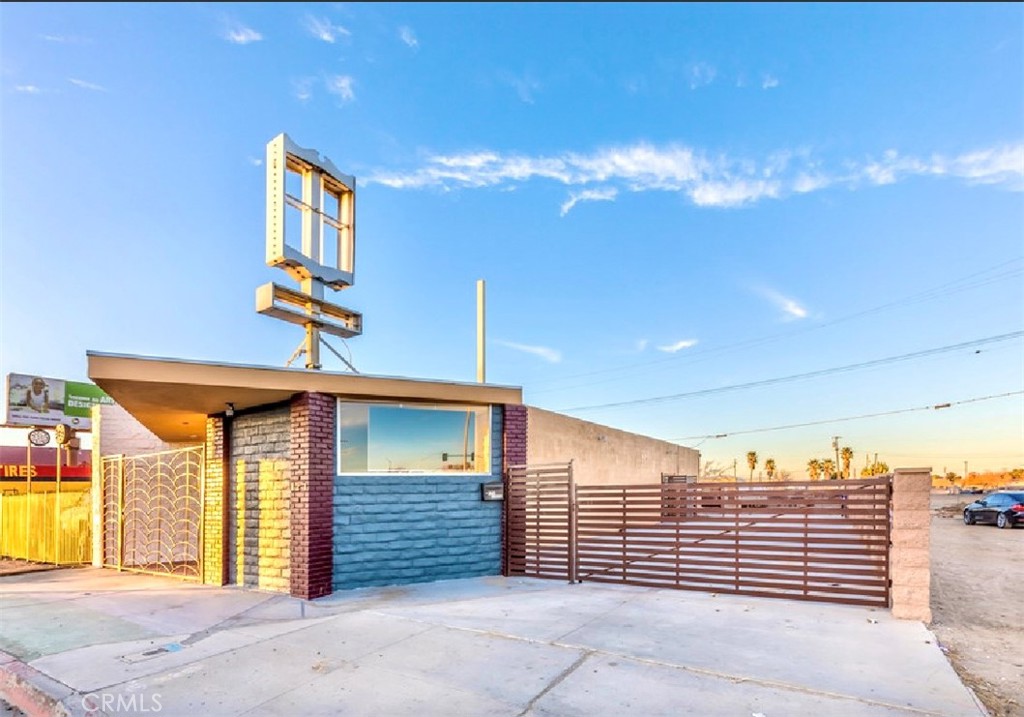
[332,406,504,590]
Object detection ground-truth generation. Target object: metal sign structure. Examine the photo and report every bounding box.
[256,133,362,370]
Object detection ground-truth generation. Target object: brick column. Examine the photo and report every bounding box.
[290,392,335,600]
[503,404,528,470]
[890,468,932,621]
[203,416,226,586]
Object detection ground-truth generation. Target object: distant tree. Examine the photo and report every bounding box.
[860,461,890,477]
[840,447,854,479]
[778,469,792,482]
[765,458,777,481]
[821,458,837,480]
[944,471,959,485]
[746,451,758,481]
[807,459,822,481]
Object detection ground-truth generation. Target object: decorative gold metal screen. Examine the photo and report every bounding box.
[102,446,204,580]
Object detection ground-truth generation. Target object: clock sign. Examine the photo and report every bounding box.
[28,429,50,447]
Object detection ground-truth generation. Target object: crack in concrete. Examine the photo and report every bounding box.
[377,612,968,717]
[515,650,592,717]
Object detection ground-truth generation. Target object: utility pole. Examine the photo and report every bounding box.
[832,436,841,480]
[733,458,738,481]
[964,460,968,482]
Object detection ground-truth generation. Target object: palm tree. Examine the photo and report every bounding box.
[807,459,821,481]
[765,458,776,481]
[746,451,758,481]
[821,458,837,480]
[840,446,853,479]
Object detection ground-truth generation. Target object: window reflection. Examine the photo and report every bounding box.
[338,401,491,474]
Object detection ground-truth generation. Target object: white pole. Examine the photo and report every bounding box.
[476,279,486,383]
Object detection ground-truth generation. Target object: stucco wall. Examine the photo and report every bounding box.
[332,407,504,590]
[90,403,198,567]
[525,406,699,486]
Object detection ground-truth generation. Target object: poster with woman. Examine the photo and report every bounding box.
[5,373,111,429]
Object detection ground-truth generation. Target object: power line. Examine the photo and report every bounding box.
[557,331,1024,412]
[669,390,1024,441]
[529,257,1023,395]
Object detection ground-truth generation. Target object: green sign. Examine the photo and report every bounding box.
[64,381,115,419]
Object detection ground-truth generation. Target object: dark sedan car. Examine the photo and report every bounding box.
[963,491,1024,529]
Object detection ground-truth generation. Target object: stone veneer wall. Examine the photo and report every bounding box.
[332,406,504,590]
[227,406,291,592]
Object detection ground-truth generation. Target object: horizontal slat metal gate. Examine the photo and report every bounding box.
[504,462,575,582]
[574,478,891,607]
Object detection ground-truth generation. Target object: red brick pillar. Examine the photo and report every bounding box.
[503,404,528,470]
[290,392,335,599]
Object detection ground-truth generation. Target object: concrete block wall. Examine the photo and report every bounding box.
[890,468,932,621]
[333,407,504,590]
[526,406,699,486]
[228,406,291,592]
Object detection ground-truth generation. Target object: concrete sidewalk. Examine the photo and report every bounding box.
[1,568,987,717]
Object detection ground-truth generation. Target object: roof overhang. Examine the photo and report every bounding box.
[87,352,523,442]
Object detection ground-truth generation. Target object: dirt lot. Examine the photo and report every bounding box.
[930,493,1023,717]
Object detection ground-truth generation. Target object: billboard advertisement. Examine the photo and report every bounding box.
[6,373,113,430]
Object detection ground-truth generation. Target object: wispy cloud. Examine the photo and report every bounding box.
[223,20,262,45]
[68,78,107,92]
[304,15,349,43]
[365,140,1024,213]
[761,74,779,89]
[657,339,699,353]
[500,72,541,104]
[325,74,355,102]
[757,288,809,321]
[688,62,716,89]
[39,34,90,44]
[399,26,419,49]
[688,179,779,207]
[560,187,618,216]
[495,340,562,363]
[14,85,42,94]
[247,156,263,167]
[635,339,649,352]
[859,145,1024,190]
[293,77,315,102]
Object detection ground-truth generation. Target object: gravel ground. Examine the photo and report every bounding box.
[930,493,1023,717]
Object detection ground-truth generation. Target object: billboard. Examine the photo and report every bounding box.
[6,373,113,430]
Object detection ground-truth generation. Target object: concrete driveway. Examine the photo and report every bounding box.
[1,568,986,717]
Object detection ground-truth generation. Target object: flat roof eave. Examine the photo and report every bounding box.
[87,352,523,442]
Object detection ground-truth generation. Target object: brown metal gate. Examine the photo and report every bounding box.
[504,471,892,608]
[504,463,576,581]
[101,446,205,580]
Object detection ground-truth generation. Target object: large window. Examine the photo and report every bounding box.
[337,401,492,475]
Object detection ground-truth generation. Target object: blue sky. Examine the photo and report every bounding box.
[1,3,1022,478]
